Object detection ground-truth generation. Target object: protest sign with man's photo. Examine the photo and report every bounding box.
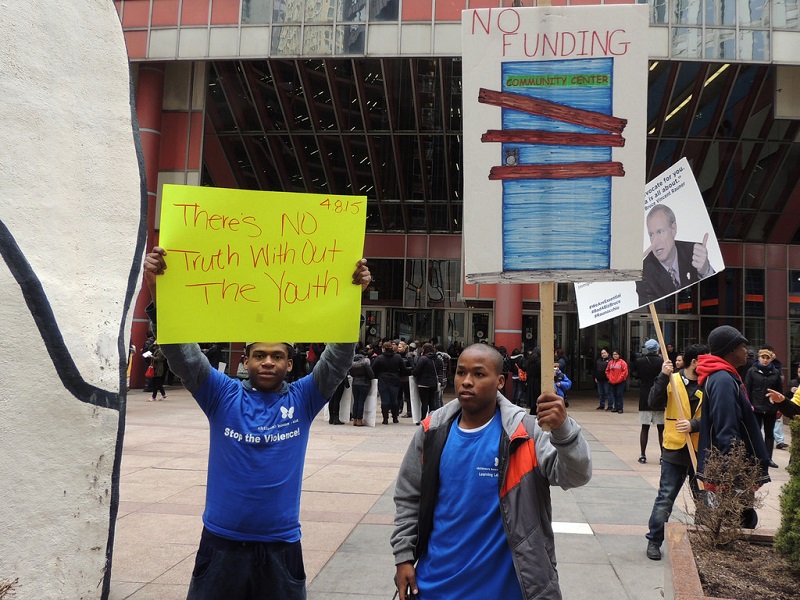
[575,157,724,328]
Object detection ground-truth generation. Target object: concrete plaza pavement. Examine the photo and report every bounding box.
[109,385,792,600]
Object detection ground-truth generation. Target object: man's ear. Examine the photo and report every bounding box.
[497,374,505,390]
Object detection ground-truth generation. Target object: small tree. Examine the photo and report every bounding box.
[775,418,800,571]
[692,441,764,550]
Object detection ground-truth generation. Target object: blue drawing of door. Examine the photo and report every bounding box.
[501,58,614,271]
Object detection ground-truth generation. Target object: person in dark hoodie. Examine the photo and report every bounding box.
[695,325,771,529]
[349,348,374,427]
[744,345,782,467]
[372,340,406,424]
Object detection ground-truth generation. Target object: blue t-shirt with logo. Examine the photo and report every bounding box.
[193,368,328,542]
[415,410,523,600]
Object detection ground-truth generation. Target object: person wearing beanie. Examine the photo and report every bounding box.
[636,339,664,464]
[695,325,771,529]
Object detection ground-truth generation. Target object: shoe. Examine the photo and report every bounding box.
[638,455,647,464]
[392,417,399,423]
[776,443,789,450]
[382,419,388,425]
[596,406,605,410]
[334,419,345,425]
[402,413,412,418]
[564,400,569,408]
[147,398,155,402]
[162,395,167,399]
[616,409,623,414]
[605,406,614,411]
[769,460,779,468]
[646,541,661,561]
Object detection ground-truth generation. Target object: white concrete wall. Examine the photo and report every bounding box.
[0,2,144,598]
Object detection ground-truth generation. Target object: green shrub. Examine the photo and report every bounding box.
[775,418,800,571]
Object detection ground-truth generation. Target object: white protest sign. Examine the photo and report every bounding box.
[461,5,649,283]
[575,158,725,328]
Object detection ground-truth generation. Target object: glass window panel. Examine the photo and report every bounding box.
[405,259,427,307]
[672,27,703,58]
[336,25,366,54]
[303,25,333,54]
[272,26,302,54]
[740,0,769,26]
[305,0,334,22]
[790,320,800,374]
[428,260,460,306]
[650,0,668,24]
[242,0,272,23]
[701,268,742,316]
[274,0,303,23]
[744,269,765,317]
[339,0,367,21]
[675,0,702,24]
[408,203,427,231]
[446,312,467,349]
[371,0,399,21]
[704,28,736,60]
[705,0,736,25]
[366,258,405,304]
[744,318,765,349]
[383,202,405,231]
[429,204,449,232]
[738,30,770,61]
[773,0,800,27]
[789,271,800,318]
[365,200,382,230]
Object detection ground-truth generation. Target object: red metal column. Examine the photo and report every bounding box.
[130,64,165,389]
[494,283,523,395]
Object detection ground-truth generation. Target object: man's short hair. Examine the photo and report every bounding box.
[682,344,709,365]
[647,203,676,226]
[461,343,504,375]
[245,342,294,359]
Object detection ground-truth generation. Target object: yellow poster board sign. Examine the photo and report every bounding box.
[156,185,367,344]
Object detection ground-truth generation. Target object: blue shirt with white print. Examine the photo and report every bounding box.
[194,367,329,542]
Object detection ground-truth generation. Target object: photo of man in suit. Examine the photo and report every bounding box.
[635,204,714,306]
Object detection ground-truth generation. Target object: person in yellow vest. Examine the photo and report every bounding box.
[644,343,709,561]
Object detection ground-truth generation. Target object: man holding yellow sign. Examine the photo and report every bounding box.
[143,246,370,600]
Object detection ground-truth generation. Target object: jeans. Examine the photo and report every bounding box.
[609,382,625,410]
[351,384,370,420]
[774,417,785,444]
[646,460,699,546]
[378,379,400,418]
[418,386,436,421]
[187,528,306,600]
[596,380,611,408]
[754,412,777,457]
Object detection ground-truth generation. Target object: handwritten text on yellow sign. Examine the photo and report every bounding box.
[156,185,367,344]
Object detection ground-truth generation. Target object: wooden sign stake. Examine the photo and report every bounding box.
[540,282,555,431]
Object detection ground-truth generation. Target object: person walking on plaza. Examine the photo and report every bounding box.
[594,348,611,410]
[349,348,374,427]
[644,344,708,561]
[636,339,665,463]
[744,346,783,468]
[391,343,592,600]
[142,246,371,600]
[696,325,771,529]
[412,343,440,424]
[605,350,629,413]
[148,343,168,401]
[372,340,406,424]
[775,365,800,450]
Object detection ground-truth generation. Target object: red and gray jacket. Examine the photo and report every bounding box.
[391,395,592,600]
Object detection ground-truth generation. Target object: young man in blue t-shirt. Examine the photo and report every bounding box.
[143,246,371,600]
[391,344,592,600]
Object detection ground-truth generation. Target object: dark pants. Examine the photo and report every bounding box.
[418,386,436,421]
[351,384,370,420]
[151,375,166,399]
[187,528,306,600]
[646,460,699,546]
[609,382,625,410]
[378,380,400,421]
[754,412,778,458]
[399,379,411,413]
